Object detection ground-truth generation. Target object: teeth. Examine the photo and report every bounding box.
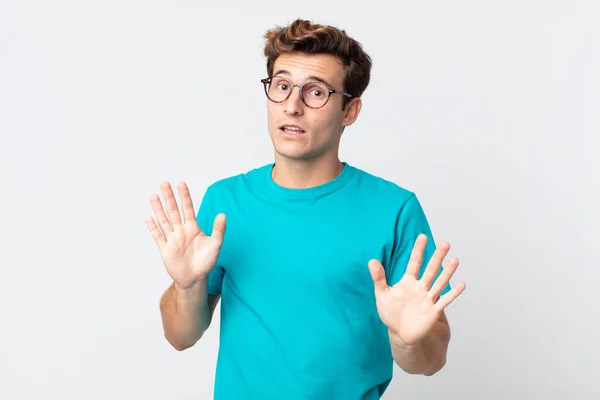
[284,126,302,131]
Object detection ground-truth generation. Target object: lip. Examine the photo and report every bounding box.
[279,124,306,132]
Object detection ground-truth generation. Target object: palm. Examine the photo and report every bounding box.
[374,275,442,345]
[161,223,222,288]
[146,181,226,290]
[368,234,465,346]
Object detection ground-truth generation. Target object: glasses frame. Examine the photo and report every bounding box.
[261,76,353,109]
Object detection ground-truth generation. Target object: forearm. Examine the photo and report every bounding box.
[389,321,450,376]
[159,279,211,351]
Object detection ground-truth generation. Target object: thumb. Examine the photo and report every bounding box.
[211,213,227,241]
[368,259,389,293]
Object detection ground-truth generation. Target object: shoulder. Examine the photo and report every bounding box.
[349,164,418,208]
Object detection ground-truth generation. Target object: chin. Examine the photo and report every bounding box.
[270,140,310,160]
[274,149,315,161]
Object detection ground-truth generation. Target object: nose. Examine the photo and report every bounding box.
[283,85,304,116]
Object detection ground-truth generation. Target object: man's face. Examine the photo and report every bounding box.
[266,52,361,162]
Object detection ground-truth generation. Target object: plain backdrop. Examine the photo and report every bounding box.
[1,1,598,399]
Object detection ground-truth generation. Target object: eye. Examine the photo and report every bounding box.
[304,82,328,98]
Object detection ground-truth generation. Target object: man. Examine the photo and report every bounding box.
[146,19,466,400]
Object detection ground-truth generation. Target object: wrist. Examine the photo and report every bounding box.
[174,278,207,300]
[388,328,422,349]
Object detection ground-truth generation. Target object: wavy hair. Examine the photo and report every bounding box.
[263,19,372,110]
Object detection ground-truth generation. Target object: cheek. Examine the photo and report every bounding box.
[266,105,277,126]
[312,112,341,131]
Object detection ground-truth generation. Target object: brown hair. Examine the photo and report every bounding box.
[263,19,372,110]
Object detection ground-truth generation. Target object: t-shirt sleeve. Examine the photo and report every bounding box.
[388,194,451,296]
[195,185,225,296]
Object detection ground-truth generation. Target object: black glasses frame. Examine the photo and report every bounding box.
[261,76,352,109]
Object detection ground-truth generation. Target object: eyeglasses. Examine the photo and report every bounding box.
[261,76,352,109]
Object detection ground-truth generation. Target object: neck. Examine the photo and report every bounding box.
[271,155,344,189]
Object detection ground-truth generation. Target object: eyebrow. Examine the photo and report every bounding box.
[272,69,335,89]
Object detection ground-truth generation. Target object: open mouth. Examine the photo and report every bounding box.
[280,125,306,135]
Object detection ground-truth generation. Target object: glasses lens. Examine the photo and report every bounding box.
[266,77,291,102]
[301,82,329,108]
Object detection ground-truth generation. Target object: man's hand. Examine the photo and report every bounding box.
[368,234,466,346]
[146,181,226,290]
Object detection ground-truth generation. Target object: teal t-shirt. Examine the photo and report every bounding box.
[196,162,451,400]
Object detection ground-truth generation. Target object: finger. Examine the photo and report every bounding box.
[161,181,183,227]
[150,193,172,238]
[210,213,227,243]
[368,259,389,293]
[405,234,427,279]
[177,181,197,226]
[145,216,166,250]
[421,241,450,289]
[429,256,459,298]
[434,281,466,312]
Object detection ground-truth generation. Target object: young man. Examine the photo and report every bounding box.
[147,19,466,400]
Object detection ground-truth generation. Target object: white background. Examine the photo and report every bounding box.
[1,1,598,399]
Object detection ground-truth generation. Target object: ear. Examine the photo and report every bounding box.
[342,97,362,128]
